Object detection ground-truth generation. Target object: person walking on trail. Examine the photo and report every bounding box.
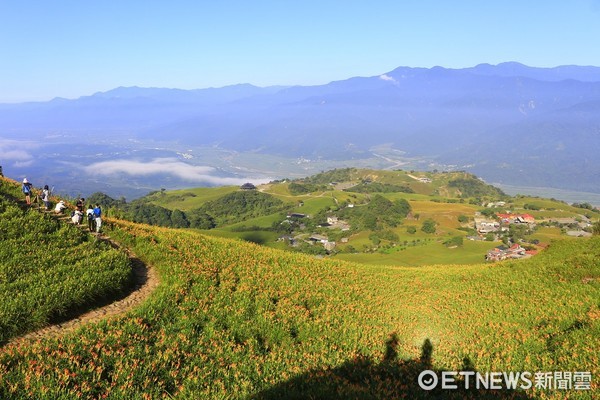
[71,209,83,225]
[86,204,96,232]
[93,204,102,233]
[76,197,85,213]
[41,185,51,210]
[22,178,33,205]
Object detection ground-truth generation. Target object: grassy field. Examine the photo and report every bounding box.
[335,239,496,266]
[0,206,598,398]
[145,186,239,211]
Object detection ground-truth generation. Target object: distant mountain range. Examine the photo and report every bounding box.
[1,62,600,195]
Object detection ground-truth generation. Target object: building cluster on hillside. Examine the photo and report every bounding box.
[278,212,351,252]
[496,213,536,224]
[318,216,351,231]
[407,174,432,183]
[474,218,504,234]
[485,244,536,261]
[546,216,593,237]
[308,234,337,251]
[473,212,535,235]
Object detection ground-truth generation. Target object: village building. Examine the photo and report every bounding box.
[307,234,336,251]
[240,182,256,190]
[486,244,527,261]
[474,218,500,234]
[323,241,336,251]
[287,212,307,219]
[547,217,591,229]
[496,213,536,225]
[322,216,351,231]
[516,214,535,224]
[308,234,328,243]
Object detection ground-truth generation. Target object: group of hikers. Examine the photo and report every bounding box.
[22,178,102,233]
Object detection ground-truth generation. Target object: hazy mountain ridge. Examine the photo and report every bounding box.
[1,62,599,194]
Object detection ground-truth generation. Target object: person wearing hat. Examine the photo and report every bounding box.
[54,200,67,214]
[22,178,33,205]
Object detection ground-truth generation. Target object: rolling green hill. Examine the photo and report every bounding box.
[108,168,598,267]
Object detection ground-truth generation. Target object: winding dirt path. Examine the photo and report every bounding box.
[7,210,160,345]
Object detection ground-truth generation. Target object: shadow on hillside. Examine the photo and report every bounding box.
[250,335,533,400]
[241,232,269,245]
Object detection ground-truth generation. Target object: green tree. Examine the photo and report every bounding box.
[171,209,190,228]
[508,224,528,243]
[369,233,381,246]
[187,210,216,229]
[443,236,464,247]
[421,219,437,234]
[479,208,496,218]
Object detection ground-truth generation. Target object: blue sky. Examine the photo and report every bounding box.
[1,0,599,102]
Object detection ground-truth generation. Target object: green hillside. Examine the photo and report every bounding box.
[0,206,597,398]
[0,177,132,344]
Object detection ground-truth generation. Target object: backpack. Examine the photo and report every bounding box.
[87,212,94,221]
[22,184,30,194]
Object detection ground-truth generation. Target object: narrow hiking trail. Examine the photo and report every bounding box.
[6,205,160,346]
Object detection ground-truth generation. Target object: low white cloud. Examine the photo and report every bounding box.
[379,74,398,84]
[0,139,38,166]
[0,149,32,161]
[84,158,270,186]
[13,160,34,167]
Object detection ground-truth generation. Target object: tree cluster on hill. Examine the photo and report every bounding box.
[125,202,199,228]
[523,203,541,210]
[338,195,411,231]
[344,182,414,194]
[572,202,599,213]
[420,218,437,234]
[443,236,463,247]
[197,190,285,225]
[288,182,329,195]
[87,192,126,208]
[448,175,505,198]
[300,168,357,184]
[88,190,284,230]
